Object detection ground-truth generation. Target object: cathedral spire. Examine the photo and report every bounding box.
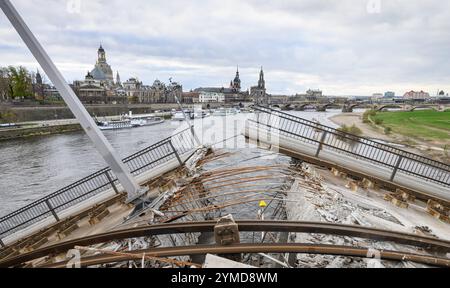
[258,66,265,89]
[35,68,42,85]
[232,65,241,91]
[116,71,121,86]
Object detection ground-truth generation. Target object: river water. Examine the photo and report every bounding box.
[0,109,345,216]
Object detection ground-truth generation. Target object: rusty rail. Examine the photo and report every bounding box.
[2,220,450,267]
[42,243,450,268]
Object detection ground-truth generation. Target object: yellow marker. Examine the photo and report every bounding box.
[259,201,267,208]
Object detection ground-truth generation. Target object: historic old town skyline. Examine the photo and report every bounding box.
[1,0,450,96]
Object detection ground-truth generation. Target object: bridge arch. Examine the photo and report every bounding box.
[316,103,341,112]
[342,104,359,113]
[376,105,402,112]
[408,105,440,112]
[294,103,311,111]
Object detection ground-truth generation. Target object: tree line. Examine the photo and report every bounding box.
[0,66,35,102]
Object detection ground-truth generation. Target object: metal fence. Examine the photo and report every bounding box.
[0,128,197,243]
[251,106,450,188]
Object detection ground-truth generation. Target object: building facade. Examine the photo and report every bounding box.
[384,91,395,98]
[72,72,108,104]
[123,78,145,103]
[182,92,200,104]
[193,68,249,104]
[196,88,226,103]
[306,89,323,98]
[403,90,430,100]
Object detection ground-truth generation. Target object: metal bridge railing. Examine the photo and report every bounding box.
[0,128,197,243]
[251,106,450,188]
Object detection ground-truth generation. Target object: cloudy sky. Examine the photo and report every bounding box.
[0,0,449,96]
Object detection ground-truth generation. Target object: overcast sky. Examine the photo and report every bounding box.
[0,0,449,96]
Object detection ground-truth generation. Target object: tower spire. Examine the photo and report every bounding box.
[232,65,241,91]
[258,66,265,89]
[35,68,42,85]
[116,71,121,86]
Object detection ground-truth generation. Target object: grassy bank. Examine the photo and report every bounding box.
[371,110,450,142]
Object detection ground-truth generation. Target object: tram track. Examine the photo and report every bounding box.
[42,243,450,268]
[1,220,450,267]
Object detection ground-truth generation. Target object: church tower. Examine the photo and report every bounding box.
[250,67,268,106]
[97,45,106,64]
[35,69,42,85]
[258,67,265,89]
[91,45,114,87]
[33,68,44,100]
[231,66,241,91]
[116,71,121,86]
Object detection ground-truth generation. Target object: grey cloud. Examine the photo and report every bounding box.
[0,0,449,95]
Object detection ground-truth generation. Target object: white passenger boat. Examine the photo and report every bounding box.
[124,113,165,127]
[96,120,133,131]
[130,117,164,127]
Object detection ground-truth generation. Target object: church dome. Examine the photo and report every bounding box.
[91,66,107,80]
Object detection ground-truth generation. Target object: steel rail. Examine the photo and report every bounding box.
[42,243,450,268]
[2,221,450,267]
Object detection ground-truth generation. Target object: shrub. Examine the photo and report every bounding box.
[349,125,362,136]
[384,127,392,135]
[337,124,363,142]
[338,124,362,135]
[363,110,377,123]
[373,117,383,125]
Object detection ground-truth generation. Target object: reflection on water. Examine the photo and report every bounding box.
[0,110,345,215]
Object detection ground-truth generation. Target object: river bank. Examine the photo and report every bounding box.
[330,112,450,163]
[0,102,236,123]
[0,112,172,142]
[0,120,82,142]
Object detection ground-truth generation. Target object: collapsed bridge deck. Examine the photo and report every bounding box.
[245,106,450,203]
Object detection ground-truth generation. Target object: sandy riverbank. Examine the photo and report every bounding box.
[330,113,449,163]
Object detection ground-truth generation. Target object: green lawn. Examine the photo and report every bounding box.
[372,110,450,141]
